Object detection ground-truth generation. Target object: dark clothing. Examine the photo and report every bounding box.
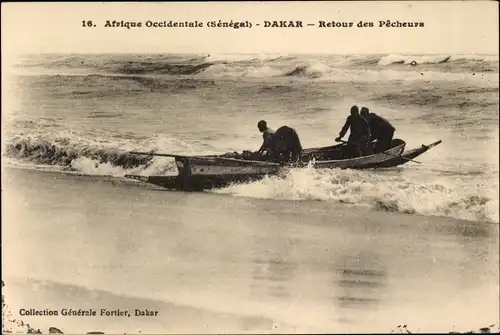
[269,126,303,163]
[375,128,394,153]
[346,134,372,157]
[339,114,371,157]
[339,114,371,140]
[364,113,395,153]
[364,113,395,138]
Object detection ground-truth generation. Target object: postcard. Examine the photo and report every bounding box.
[2,1,499,334]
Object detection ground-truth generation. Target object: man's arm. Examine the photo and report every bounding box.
[258,141,266,153]
[338,116,351,138]
[258,132,272,153]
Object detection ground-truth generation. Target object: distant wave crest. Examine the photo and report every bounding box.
[378,54,451,66]
[119,62,214,75]
[377,54,499,66]
[13,53,499,81]
[285,63,331,78]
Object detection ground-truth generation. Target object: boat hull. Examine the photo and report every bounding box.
[177,139,406,176]
[125,173,269,191]
[306,141,405,169]
[373,140,442,168]
[124,139,442,192]
[175,156,281,177]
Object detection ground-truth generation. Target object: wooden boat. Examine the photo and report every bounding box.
[125,139,442,191]
[369,139,442,168]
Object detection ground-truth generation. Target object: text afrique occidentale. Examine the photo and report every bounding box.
[101,20,425,30]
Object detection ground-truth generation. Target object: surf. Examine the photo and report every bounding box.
[212,166,498,224]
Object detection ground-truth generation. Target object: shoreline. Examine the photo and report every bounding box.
[3,164,499,226]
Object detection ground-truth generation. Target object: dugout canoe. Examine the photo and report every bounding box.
[125,139,441,191]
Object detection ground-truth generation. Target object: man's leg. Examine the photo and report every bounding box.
[380,130,394,152]
[358,136,371,155]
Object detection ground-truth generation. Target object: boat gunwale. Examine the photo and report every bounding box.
[179,142,406,167]
[179,156,280,166]
[308,142,405,165]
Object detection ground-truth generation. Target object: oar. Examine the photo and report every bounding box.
[337,139,422,164]
[129,151,280,166]
[130,151,194,159]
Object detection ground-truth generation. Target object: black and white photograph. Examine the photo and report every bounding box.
[2,2,499,334]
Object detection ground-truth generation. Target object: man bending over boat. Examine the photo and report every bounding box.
[360,107,396,153]
[257,120,275,154]
[335,105,371,157]
[272,125,303,163]
[257,120,302,164]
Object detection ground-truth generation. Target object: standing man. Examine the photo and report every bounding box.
[360,107,396,153]
[335,105,371,157]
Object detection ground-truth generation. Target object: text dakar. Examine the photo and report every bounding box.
[135,309,159,316]
[263,21,304,28]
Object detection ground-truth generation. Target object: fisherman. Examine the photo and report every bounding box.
[272,125,303,163]
[360,107,395,153]
[335,105,371,157]
[257,120,302,163]
[257,120,275,155]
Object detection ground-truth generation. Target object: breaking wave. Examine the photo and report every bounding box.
[118,62,214,75]
[202,63,283,78]
[285,63,331,78]
[4,132,498,224]
[24,64,496,86]
[12,53,499,81]
[2,133,185,176]
[214,167,499,224]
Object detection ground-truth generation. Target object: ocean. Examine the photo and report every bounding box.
[2,53,499,334]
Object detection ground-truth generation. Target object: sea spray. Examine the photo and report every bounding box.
[213,166,499,224]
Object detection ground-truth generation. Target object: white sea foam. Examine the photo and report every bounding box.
[214,166,499,224]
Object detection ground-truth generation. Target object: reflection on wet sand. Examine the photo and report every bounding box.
[249,216,298,302]
[246,216,393,329]
[335,267,385,308]
[251,257,294,299]
[331,249,388,326]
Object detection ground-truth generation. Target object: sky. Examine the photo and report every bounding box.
[1,1,499,56]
